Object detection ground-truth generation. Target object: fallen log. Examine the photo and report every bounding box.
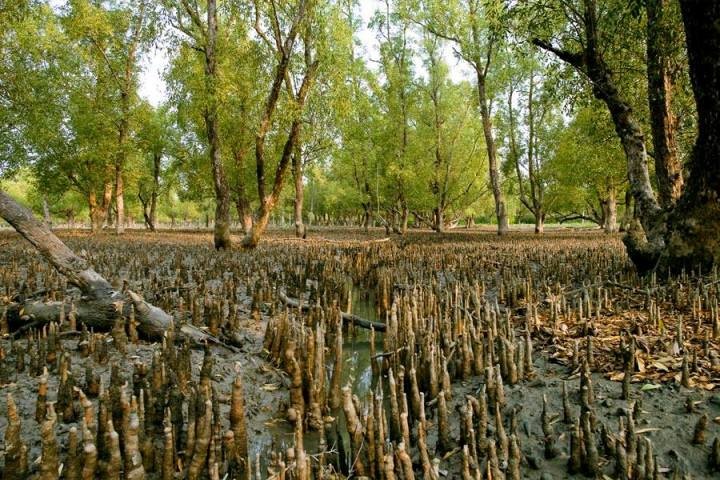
[278,290,386,332]
[0,190,238,351]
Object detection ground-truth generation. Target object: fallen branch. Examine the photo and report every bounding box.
[0,190,238,351]
[278,290,386,332]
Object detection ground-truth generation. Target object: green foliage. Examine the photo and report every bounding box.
[0,0,701,231]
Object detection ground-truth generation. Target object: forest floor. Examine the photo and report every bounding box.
[0,227,718,478]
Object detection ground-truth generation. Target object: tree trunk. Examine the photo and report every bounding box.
[2,191,113,295]
[476,75,509,235]
[235,197,253,235]
[115,125,126,236]
[140,195,152,231]
[662,1,720,270]
[149,152,160,232]
[88,183,112,234]
[243,118,303,248]
[241,205,271,249]
[647,0,684,208]
[293,146,305,238]
[433,207,444,233]
[602,184,619,233]
[361,204,370,232]
[42,196,51,228]
[205,0,231,250]
[400,204,409,234]
[534,211,544,234]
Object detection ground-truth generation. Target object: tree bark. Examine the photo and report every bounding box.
[361,204,371,232]
[293,145,305,238]
[235,196,253,235]
[477,74,509,235]
[662,1,720,270]
[400,203,409,234]
[243,116,306,248]
[534,211,544,234]
[148,152,160,231]
[243,14,317,248]
[88,182,113,234]
[433,207,445,233]
[205,0,232,250]
[115,108,127,236]
[601,183,618,233]
[647,0,684,208]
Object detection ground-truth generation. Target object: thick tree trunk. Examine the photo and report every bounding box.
[361,204,371,232]
[661,1,720,270]
[241,205,271,249]
[205,0,232,250]
[534,211,544,234]
[235,197,253,236]
[293,147,305,238]
[601,184,619,233]
[477,75,509,235]
[88,183,112,234]
[433,208,445,233]
[647,0,684,208]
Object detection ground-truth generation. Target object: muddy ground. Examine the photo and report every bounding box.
[0,228,718,478]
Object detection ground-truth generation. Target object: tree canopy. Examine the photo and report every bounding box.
[2,0,718,269]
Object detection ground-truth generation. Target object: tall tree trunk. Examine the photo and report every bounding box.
[293,146,305,238]
[662,1,720,270]
[243,115,307,248]
[205,0,231,250]
[114,162,125,235]
[115,86,129,236]
[647,0,684,207]
[476,74,509,235]
[148,152,160,232]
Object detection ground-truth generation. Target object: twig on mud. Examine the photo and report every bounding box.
[372,346,408,360]
[278,290,386,332]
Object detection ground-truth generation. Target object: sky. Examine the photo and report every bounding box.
[138,0,472,106]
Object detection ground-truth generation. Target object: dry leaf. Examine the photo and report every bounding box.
[652,362,669,372]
